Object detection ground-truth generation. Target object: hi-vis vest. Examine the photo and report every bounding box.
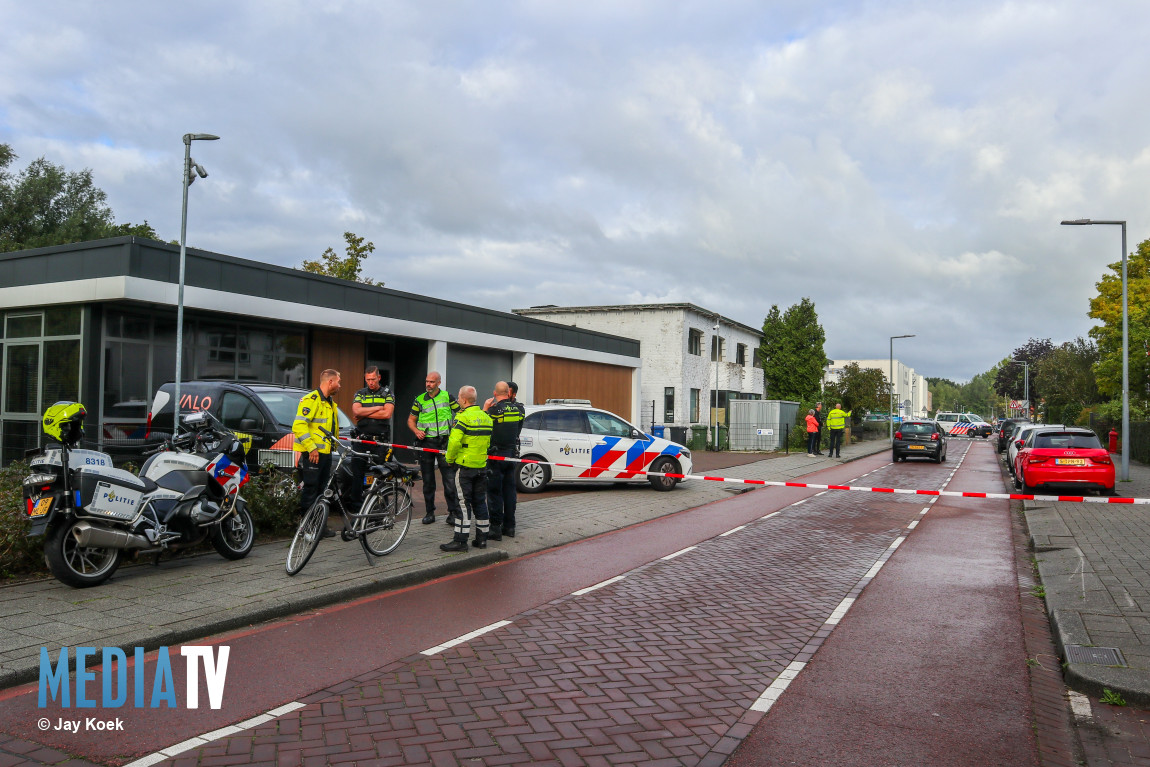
[826,408,851,429]
[445,405,493,468]
[411,390,458,438]
[292,390,340,454]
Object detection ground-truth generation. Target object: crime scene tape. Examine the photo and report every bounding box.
[338,437,1145,506]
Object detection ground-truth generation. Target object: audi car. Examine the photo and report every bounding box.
[1013,428,1114,496]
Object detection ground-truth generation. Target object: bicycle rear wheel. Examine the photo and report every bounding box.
[286,500,328,575]
[360,487,412,557]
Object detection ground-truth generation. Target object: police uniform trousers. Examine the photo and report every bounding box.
[351,426,391,508]
[828,428,845,457]
[417,436,461,518]
[452,466,490,542]
[486,449,518,533]
[298,452,332,517]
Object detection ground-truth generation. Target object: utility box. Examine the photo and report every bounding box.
[729,400,800,451]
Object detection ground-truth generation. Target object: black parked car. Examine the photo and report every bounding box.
[996,418,1030,453]
[892,419,948,463]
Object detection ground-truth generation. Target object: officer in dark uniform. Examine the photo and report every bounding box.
[484,381,525,540]
[351,366,394,506]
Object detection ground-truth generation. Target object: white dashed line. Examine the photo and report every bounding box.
[420,620,513,656]
[571,575,627,596]
[661,546,697,561]
[122,701,307,767]
[760,511,781,520]
[907,520,919,529]
[720,525,747,537]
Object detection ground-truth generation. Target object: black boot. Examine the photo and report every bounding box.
[422,513,435,525]
[440,539,468,552]
[486,530,502,541]
[471,531,488,549]
[446,514,460,526]
[502,527,515,538]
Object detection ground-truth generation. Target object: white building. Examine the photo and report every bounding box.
[824,358,930,419]
[514,303,765,430]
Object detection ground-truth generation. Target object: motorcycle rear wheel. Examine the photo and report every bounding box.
[45,519,123,588]
[212,501,255,560]
[286,500,327,576]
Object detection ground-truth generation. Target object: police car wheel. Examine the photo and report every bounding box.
[517,457,550,493]
[647,457,680,491]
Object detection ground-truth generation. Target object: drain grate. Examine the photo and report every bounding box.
[1065,645,1126,667]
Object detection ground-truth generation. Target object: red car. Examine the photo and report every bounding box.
[1013,428,1115,496]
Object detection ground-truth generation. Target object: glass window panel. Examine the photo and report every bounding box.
[275,356,306,388]
[244,330,273,352]
[6,314,42,339]
[541,410,589,434]
[43,340,80,404]
[45,306,82,336]
[587,411,632,437]
[103,341,149,411]
[194,346,235,379]
[220,392,265,431]
[3,420,40,464]
[152,344,175,391]
[154,318,177,345]
[690,389,700,423]
[197,325,236,348]
[277,332,306,356]
[664,388,674,422]
[5,344,40,413]
[237,352,274,381]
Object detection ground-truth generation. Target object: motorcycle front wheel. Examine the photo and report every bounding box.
[286,500,327,576]
[45,518,123,588]
[211,501,255,560]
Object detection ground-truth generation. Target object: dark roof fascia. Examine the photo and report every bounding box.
[513,302,763,338]
[0,237,640,358]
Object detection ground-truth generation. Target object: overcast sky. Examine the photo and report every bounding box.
[3,0,1148,381]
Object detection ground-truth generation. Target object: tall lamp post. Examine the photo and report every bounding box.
[890,334,915,442]
[174,133,220,434]
[1061,219,1129,481]
[712,320,720,450]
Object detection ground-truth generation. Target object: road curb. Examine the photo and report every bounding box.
[0,548,507,691]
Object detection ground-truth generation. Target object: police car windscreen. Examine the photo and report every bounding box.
[1034,432,1103,449]
[255,390,353,429]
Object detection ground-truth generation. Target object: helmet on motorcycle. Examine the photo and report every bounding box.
[43,401,87,446]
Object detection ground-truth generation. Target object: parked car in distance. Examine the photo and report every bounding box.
[996,418,1029,453]
[934,411,992,437]
[1013,428,1115,496]
[516,402,692,493]
[892,419,948,463]
[1006,423,1064,478]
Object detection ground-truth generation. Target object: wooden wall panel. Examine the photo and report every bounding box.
[534,356,633,421]
[311,329,365,416]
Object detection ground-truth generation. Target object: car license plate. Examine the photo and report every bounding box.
[30,496,52,517]
[1055,458,1086,466]
[909,445,925,450]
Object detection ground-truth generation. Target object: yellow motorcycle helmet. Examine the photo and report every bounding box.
[43,401,87,446]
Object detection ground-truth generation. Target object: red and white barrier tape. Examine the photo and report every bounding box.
[340,437,1140,505]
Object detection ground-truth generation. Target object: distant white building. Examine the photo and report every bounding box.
[513,303,765,430]
[824,358,929,418]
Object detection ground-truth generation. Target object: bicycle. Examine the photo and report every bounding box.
[286,428,418,576]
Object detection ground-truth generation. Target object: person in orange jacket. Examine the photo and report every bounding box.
[805,409,820,456]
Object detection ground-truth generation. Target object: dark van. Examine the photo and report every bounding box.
[142,382,353,468]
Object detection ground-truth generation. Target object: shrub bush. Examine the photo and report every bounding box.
[242,462,300,537]
[0,460,49,579]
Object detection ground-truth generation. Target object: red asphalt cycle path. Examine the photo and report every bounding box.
[0,453,880,763]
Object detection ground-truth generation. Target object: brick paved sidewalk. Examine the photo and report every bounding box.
[1021,453,1150,707]
[0,440,891,689]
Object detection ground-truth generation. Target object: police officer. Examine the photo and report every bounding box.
[484,381,524,540]
[826,402,852,459]
[407,370,462,525]
[440,385,493,552]
[350,366,394,505]
[293,369,342,537]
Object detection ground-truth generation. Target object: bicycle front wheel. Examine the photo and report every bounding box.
[360,487,412,557]
[286,500,328,576]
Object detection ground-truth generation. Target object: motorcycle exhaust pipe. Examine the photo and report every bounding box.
[71,521,152,551]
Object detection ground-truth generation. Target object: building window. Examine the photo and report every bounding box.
[664,387,675,422]
[710,336,724,362]
[688,329,702,356]
[736,343,746,366]
[690,388,700,423]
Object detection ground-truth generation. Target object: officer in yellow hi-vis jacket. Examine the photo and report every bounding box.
[826,402,852,459]
[440,385,493,552]
[293,369,342,530]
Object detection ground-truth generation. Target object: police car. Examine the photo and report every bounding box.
[516,401,693,493]
[934,412,993,438]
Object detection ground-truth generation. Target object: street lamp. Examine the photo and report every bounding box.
[890,334,915,442]
[174,132,220,434]
[712,320,720,450]
[1061,218,1129,481]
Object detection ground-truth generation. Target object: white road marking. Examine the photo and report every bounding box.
[720,525,747,537]
[907,520,919,529]
[122,701,307,767]
[824,597,856,626]
[750,661,808,712]
[661,546,697,560]
[421,620,513,655]
[571,575,626,596]
[760,511,781,519]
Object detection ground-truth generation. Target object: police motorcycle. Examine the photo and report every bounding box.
[23,402,255,588]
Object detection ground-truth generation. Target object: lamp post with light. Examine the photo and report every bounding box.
[174,133,220,434]
[1061,218,1128,481]
[890,334,915,442]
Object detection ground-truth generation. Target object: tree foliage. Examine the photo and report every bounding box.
[993,338,1054,402]
[1033,337,1101,416]
[1088,238,1150,409]
[301,231,380,285]
[823,362,887,417]
[758,298,826,402]
[0,144,158,252]
[927,369,998,417]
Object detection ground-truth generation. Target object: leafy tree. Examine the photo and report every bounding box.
[994,338,1054,404]
[301,231,380,285]
[0,144,158,252]
[824,362,887,418]
[758,298,826,402]
[1088,238,1150,409]
[1033,337,1100,417]
[928,370,998,417]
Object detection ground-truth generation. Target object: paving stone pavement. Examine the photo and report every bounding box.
[0,441,890,690]
[1019,450,1150,707]
[134,446,939,767]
